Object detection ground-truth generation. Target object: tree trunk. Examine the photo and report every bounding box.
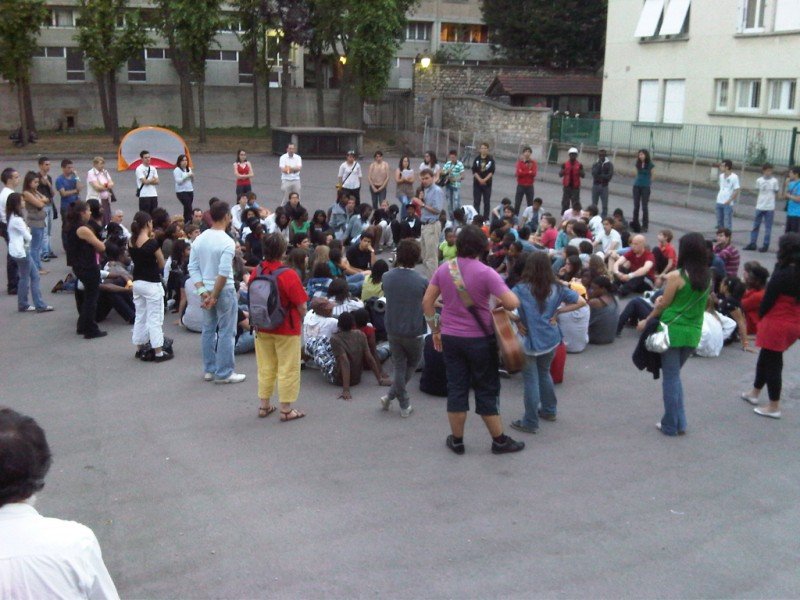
[22,79,36,134]
[337,66,348,127]
[180,74,196,133]
[251,45,259,129]
[314,52,325,127]
[107,71,120,144]
[265,78,271,131]
[280,42,290,126]
[17,81,29,148]
[96,72,111,132]
[198,79,207,144]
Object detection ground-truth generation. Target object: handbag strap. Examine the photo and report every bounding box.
[448,259,493,337]
[661,273,710,326]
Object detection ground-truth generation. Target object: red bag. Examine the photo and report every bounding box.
[550,342,566,384]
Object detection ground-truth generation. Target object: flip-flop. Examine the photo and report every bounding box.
[280,409,306,422]
[258,405,276,419]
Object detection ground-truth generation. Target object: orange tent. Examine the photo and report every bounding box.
[117,126,192,171]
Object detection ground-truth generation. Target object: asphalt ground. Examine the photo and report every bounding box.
[2,151,799,599]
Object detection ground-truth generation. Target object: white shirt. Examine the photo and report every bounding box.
[755,176,780,211]
[716,172,740,205]
[279,153,302,181]
[595,228,622,255]
[135,164,158,198]
[0,502,119,600]
[231,204,245,232]
[187,229,236,290]
[457,204,478,228]
[7,213,31,259]
[588,215,603,238]
[419,162,441,177]
[558,304,590,354]
[338,162,362,190]
[520,206,540,228]
[302,310,339,344]
[181,279,204,332]
[173,167,194,193]
[0,187,13,224]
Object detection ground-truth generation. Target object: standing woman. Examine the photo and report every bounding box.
[637,232,711,436]
[234,149,254,198]
[419,151,440,181]
[6,193,52,313]
[422,225,525,455]
[173,154,194,222]
[632,149,654,233]
[741,233,800,418]
[395,156,414,209]
[129,211,171,362]
[337,150,362,204]
[21,171,50,275]
[86,157,115,227]
[65,201,107,339]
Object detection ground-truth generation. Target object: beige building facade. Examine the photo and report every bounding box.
[602,0,800,129]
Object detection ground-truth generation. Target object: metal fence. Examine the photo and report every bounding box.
[421,124,544,164]
[552,117,796,166]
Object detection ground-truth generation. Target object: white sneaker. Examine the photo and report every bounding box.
[400,406,414,418]
[203,372,214,382]
[380,395,392,411]
[754,407,781,419]
[215,373,246,384]
[740,392,759,406]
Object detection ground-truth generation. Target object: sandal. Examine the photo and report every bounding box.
[280,408,306,422]
[258,405,276,419]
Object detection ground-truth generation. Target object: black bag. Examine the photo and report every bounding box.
[136,167,150,198]
[110,190,117,203]
[364,296,387,342]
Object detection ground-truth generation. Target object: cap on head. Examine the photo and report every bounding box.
[568,147,579,155]
[346,150,356,156]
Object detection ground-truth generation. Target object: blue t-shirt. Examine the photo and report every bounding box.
[633,162,654,187]
[513,282,579,354]
[787,180,800,217]
[55,174,80,210]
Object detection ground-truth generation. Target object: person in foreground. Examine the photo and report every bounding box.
[511,252,586,433]
[740,233,800,419]
[422,225,525,455]
[0,407,119,599]
[637,232,711,436]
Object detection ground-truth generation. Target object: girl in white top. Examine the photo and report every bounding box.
[419,151,441,179]
[173,153,195,223]
[5,193,51,312]
[337,151,362,201]
[86,156,114,227]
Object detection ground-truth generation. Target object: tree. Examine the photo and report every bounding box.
[273,1,313,127]
[155,0,225,142]
[480,0,607,70]
[75,0,150,144]
[0,0,48,145]
[306,1,343,127]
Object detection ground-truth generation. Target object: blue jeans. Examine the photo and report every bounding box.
[749,209,774,248]
[14,255,45,310]
[520,350,556,429]
[446,186,461,215]
[716,204,733,230]
[201,287,238,380]
[346,272,365,296]
[660,346,693,436]
[30,227,44,271]
[42,205,53,257]
[235,330,255,354]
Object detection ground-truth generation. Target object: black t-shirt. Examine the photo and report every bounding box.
[66,227,98,271]
[130,239,161,283]
[346,245,372,271]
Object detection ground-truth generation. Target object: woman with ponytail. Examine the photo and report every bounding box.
[65,200,107,339]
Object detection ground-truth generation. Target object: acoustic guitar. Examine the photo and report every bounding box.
[492,307,524,374]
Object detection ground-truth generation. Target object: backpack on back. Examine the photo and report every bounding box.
[248,265,289,330]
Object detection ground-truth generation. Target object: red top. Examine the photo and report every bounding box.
[660,243,677,266]
[756,295,800,352]
[236,162,251,187]
[561,160,582,189]
[515,159,538,186]
[624,249,656,280]
[740,288,765,335]
[541,228,558,249]
[255,260,308,336]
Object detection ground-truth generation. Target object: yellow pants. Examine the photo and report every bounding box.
[254,332,301,404]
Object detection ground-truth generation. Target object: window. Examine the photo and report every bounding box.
[715,79,730,111]
[774,0,800,31]
[34,47,66,58]
[207,50,221,61]
[440,23,489,43]
[662,79,685,123]
[146,48,172,60]
[65,48,85,81]
[768,79,797,114]
[221,50,238,61]
[238,54,253,84]
[741,0,766,30]
[51,8,76,27]
[127,50,146,82]
[405,21,431,41]
[637,80,660,122]
[116,13,126,28]
[659,0,691,35]
[735,79,761,112]
[634,0,665,37]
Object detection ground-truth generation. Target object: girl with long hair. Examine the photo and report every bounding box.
[233,149,254,197]
[86,156,114,227]
[65,201,107,339]
[637,232,711,435]
[6,193,52,313]
[21,171,50,274]
[173,153,194,222]
[632,149,654,232]
[395,156,414,209]
[309,209,333,246]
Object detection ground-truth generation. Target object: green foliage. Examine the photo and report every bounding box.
[481,0,607,70]
[75,0,150,76]
[154,0,225,81]
[0,0,48,85]
[232,0,276,80]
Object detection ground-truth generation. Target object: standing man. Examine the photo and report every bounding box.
[36,157,57,261]
[367,150,390,209]
[559,147,584,213]
[514,146,537,216]
[471,143,495,220]
[590,148,614,218]
[55,159,82,252]
[278,143,302,204]
[381,239,428,418]
[135,150,159,215]
[419,168,445,279]
[337,150,362,204]
[441,149,464,216]
[716,159,740,231]
[0,168,21,294]
[188,201,246,384]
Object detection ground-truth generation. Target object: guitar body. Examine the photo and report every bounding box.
[492,307,525,374]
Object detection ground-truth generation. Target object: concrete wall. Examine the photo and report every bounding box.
[1,84,361,130]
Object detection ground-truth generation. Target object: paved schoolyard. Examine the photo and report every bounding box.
[2,151,798,598]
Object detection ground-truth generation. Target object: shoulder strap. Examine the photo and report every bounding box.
[662,275,710,325]
[448,259,493,337]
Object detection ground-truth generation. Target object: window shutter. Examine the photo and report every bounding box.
[634,0,666,37]
[659,0,691,34]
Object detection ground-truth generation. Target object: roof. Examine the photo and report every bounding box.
[486,75,603,97]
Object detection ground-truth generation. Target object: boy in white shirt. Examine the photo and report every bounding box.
[715,159,739,231]
[744,162,779,253]
[135,150,159,214]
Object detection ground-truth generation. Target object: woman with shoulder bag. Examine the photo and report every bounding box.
[637,232,710,436]
[86,157,115,227]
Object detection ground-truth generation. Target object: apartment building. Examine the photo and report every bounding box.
[602,0,800,128]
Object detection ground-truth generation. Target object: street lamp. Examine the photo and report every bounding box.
[339,55,347,65]
[420,55,431,69]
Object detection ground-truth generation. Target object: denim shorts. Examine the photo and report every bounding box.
[441,334,500,416]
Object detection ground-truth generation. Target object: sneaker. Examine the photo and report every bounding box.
[754,407,781,419]
[509,419,538,434]
[491,436,525,454]
[203,372,214,382]
[743,243,756,251]
[740,392,759,406]
[538,410,557,422]
[215,373,246,384]
[47,252,58,259]
[18,306,35,313]
[380,395,392,411]
[446,435,465,455]
[84,331,108,339]
[41,255,50,263]
[400,406,413,418]
[758,246,769,253]
[656,422,686,435]
[35,306,54,313]
[153,353,174,363]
